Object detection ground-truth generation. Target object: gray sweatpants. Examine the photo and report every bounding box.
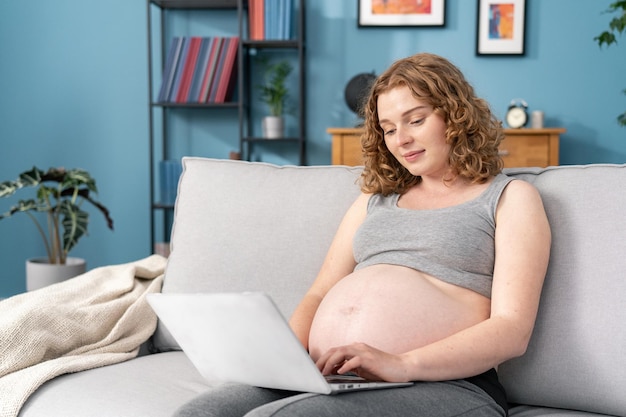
[173,380,506,417]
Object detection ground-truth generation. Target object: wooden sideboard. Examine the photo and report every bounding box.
[328,127,565,168]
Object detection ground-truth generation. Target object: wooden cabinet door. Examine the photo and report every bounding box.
[500,135,550,167]
[501,128,563,168]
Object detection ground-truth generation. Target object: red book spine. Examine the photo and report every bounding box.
[176,37,202,103]
[215,37,239,103]
[257,0,265,40]
[197,38,216,102]
[249,0,264,40]
[208,38,228,103]
[248,0,256,40]
[198,38,224,103]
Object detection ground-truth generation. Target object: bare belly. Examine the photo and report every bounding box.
[308,264,491,361]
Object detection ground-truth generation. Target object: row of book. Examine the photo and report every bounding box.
[157,36,239,104]
[249,0,294,41]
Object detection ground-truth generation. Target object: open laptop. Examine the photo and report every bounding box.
[147,292,413,395]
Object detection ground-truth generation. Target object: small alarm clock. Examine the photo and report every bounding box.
[505,99,529,129]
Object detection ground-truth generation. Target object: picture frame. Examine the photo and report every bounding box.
[358,0,446,27]
[476,0,526,56]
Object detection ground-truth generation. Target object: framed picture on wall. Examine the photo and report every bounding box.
[358,0,446,27]
[476,0,526,56]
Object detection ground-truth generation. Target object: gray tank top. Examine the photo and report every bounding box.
[353,174,514,298]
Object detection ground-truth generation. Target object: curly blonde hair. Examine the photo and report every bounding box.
[360,53,504,195]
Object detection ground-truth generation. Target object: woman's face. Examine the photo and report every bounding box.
[377,86,450,179]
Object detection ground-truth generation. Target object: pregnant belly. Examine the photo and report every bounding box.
[308,264,490,361]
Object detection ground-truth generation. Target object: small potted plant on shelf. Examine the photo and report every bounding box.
[258,59,293,139]
[0,166,114,290]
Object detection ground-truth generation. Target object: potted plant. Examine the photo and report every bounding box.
[0,166,114,290]
[594,1,626,127]
[257,59,293,139]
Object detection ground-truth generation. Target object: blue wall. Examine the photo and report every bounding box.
[0,0,624,297]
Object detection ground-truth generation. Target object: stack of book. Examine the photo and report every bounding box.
[158,160,182,206]
[157,36,239,104]
[248,0,293,40]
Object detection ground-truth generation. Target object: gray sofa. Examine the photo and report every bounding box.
[19,157,626,417]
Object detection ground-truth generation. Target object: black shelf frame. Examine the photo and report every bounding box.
[147,0,306,251]
[236,0,306,164]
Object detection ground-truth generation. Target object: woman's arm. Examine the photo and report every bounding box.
[289,193,370,350]
[317,180,551,382]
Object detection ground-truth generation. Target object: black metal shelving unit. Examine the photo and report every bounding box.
[147,0,306,251]
[237,1,306,163]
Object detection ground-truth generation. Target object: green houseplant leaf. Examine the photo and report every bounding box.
[257,59,293,117]
[0,166,113,264]
[594,1,626,127]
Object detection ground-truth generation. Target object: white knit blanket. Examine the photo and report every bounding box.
[0,255,166,417]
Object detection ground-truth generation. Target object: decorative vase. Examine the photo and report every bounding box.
[26,257,87,291]
[262,116,284,139]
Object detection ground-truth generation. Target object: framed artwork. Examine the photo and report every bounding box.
[476,0,526,56]
[358,0,446,27]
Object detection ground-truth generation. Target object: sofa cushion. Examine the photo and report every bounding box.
[509,405,614,416]
[19,352,212,417]
[500,164,626,417]
[152,158,362,352]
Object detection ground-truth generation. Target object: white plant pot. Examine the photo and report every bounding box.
[262,116,284,139]
[26,257,87,291]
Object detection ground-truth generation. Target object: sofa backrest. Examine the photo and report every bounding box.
[154,158,626,416]
[152,158,362,351]
[499,164,626,416]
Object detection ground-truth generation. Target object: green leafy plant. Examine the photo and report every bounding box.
[0,167,114,264]
[594,0,626,126]
[257,59,293,117]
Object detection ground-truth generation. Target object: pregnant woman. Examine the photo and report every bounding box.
[174,52,551,417]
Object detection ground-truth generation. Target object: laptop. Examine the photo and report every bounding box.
[147,292,414,395]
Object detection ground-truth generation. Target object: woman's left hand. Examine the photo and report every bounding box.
[315,342,411,383]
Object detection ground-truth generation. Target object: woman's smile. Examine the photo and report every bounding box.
[402,149,425,162]
[377,86,450,179]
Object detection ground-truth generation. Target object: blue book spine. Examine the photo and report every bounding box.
[285,0,292,40]
[159,160,182,205]
[198,37,220,103]
[265,0,276,40]
[277,0,284,40]
[187,37,211,102]
[157,37,176,102]
[168,37,190,103]
[158,37,183,102]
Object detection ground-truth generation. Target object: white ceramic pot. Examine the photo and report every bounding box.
[26,257,87,291]
[262,116,284,139]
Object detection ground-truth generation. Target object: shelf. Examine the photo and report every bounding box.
[149,0,237,9]
[153,202,175,210]
[243,137,302,143]
[242,40,300,49]
[151,101,239,108]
